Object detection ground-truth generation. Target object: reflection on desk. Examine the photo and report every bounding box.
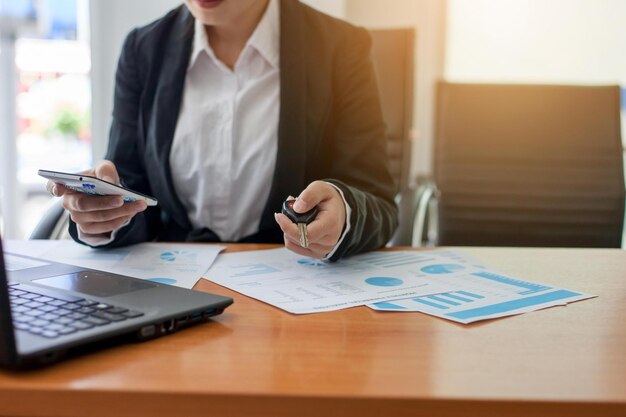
[0,245,624,417]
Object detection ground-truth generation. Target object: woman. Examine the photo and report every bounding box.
[48,0,397,261]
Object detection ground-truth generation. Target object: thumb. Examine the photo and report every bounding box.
[94,160,120,185]
[293,181,328,213]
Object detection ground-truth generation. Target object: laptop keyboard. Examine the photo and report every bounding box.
[8,283,144,339]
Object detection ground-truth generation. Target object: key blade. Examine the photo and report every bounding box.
[298,223,308,248]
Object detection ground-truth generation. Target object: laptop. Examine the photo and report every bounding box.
[0,236,233,369]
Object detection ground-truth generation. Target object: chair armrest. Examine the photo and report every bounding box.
[411,179,439,247]
[29,199,70,240]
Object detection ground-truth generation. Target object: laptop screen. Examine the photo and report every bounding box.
[0,236,19,367]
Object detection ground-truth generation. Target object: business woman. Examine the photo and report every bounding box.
[49,0,398,261]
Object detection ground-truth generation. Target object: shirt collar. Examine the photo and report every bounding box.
[189,0,280,71]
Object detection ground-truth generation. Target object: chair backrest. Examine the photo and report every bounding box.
[368,28,415,194]
[434,82,625,247]
[369,28,416,245]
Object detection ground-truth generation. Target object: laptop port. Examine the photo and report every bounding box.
[175,316,188,327]
[160,320,176,333]
[188,311,203,322]
[202,309,216,318]
[138,324,157,339]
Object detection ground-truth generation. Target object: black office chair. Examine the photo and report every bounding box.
[368,28,417,245]
[29,199,70,240]
[415,82,625,247]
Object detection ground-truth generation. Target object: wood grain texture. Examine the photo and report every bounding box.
[0,245,624,417]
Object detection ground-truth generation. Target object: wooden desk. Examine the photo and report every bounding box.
[0,245,624,417]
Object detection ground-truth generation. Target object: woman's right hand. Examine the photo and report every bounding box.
[46,160,148,237]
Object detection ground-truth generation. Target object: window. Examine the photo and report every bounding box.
[0,0,91,238]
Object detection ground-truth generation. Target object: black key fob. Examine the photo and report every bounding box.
[282,199,319,224]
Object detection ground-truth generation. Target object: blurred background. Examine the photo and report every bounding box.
[0,0,625,240]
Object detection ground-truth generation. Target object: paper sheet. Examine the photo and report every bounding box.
[5,240,225,289]
[203,248,470,314]
[368,254,596,323]
[3,254,50,271]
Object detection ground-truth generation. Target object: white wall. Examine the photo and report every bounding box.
[446,0,626,84]
[345,0,447,180]
[301,0,346,18]
[89,0,180,161]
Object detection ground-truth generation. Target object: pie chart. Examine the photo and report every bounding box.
[421,264,464,274]
[365,277,404,287]
[159,250,195,263]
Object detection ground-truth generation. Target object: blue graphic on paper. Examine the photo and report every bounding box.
[471,271,551,295]
[356,252,434,268]
[404,291,487,311]
[231,263,280,277]
[412,298,450,309]
[421,264,464,274]
[147,278,178,285]
[456,291,484,300]
[365,277,404,287]
[297,258,326,267]
[446,290,582,320]
[160,250,195,262]
[374,302,407,310]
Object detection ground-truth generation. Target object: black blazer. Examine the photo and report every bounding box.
[70,0,398,261]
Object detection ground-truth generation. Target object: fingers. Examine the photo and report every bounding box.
[297,185,345,244]
[48,182,87,198]
[67,199,146,223]
[69,200,147,234]
[274,212,298,238]
[63,192,124,213]
[275,212,334,259]
[61,161,145,234]
[77,215,134,235]
[47,160,118,197]
[94,160,120,184]
[292,181,334,213]
[283,236,327,259]
[276,213,334,247]
[47,181,60,197]
[47,161,144,235]
[276,182,348,259]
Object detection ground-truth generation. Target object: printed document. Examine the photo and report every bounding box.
[368,255,595,323]
[203,248,471,314]
[6,240,224,289]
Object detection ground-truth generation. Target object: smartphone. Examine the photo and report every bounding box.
[38,169,158,206]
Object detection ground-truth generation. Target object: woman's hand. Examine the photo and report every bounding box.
[274,181,346,259]
[47,160,147,237]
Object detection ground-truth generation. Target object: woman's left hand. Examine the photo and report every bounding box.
[274,181,346,259]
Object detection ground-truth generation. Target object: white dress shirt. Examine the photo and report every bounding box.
[80,0,351,257]
[170,0,280,241]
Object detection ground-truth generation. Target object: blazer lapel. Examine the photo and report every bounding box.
[259,0,308,231]
[144,7,194,231]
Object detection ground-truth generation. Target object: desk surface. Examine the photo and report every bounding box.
[0,245,624,417]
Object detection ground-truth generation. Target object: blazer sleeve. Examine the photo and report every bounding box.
[69,29,162,248]
[323,27,399,261]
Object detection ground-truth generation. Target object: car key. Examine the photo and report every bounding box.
[282,199,319,248]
